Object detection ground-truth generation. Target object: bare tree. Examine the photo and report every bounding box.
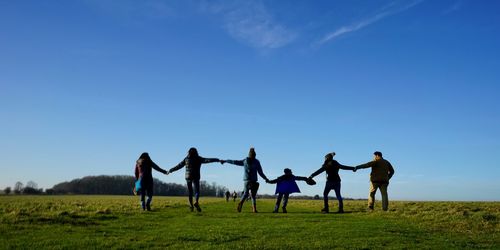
[14,181,23,194]
[26,181,38,189]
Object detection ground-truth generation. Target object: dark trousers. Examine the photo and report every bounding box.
[324,181,343,211]
[187,179,200,207]
[140,183,153,209]
[275,193,290,210]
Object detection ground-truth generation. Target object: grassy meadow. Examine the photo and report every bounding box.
[0,195,498,249]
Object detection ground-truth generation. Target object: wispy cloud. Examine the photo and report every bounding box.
[316,0,424,46]
[442,0,463,15]
[201,1,297,49]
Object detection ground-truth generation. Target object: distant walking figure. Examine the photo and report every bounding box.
[232,191,238,202]
[267,168,315,213]
[167,147,221,212]
[225,191,231,202]
[221,148,269,213]
[134,152,168,211]
[355,151,395,211]
[309,152,355,213]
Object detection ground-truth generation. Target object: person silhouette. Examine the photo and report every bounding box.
[221,148,269,213]
[355,151,395,211]
[167,147,221,212]
[134,152,168,211]
[309,152,355,213]
[267,168,314,213]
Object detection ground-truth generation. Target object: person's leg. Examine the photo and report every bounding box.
[368,182,379,210]
[282,193,289,213]
[186,180,194,211]
[332,181,343,213]
[323,182,332,213]
[140,188,146,210]
[250,182,258,213]
[380,183,389,211]
[238,183,249,212]
[193,180,201,212]
[274,193,283,213]
[146,185,153,211]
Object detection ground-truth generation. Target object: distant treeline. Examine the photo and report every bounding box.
[3,176,229,197]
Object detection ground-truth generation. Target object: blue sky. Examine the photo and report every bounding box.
[1,0,499,201]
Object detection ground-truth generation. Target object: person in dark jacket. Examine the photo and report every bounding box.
[355,151,395,211]
[221,148,269,213]
[309,152,355,213]
[167,147,221,212]
[135,152,168,211]
[267,168,313,213]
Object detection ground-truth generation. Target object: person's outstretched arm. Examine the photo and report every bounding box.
[151,161,168,174]
[267,177,279,184]
[339,164,355,171]
[168,160,186,174]
[223,159,245,166]
[256,161,269,182]
[295,176,309,182]
[309,166,325,179]
[201,157,221,164]
[355,161,374,171]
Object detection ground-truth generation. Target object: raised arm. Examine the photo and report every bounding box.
[309,166,325,179]
[169,159,186,174]
[151,161,168,174]
[295,176,309,182]
[356,161,375,170]
[223,159,245,166]
[201,157,220,164]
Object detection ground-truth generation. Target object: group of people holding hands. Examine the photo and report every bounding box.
[134,147,395,213]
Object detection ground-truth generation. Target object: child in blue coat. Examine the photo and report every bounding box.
[267,168,315,213]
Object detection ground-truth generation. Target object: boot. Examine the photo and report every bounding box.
[321,207,329,214]
[282,207,287,213]
[237,201,244,212]
[194,202,202,212]
[252,205,258,213]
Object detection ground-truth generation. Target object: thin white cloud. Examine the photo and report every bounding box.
[201,1,297,49]
[316,0,424,46]
[443,0,463,15]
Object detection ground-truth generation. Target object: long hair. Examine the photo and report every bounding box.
[188,147,199,158]
[139,152,152,162]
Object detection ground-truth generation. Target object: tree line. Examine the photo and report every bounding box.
[2,175,229,197]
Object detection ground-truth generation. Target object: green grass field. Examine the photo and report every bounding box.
[0,195,498,249]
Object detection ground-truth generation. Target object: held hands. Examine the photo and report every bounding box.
[220,160,226,165]
[164,170,170,175]
[353,167,357,172]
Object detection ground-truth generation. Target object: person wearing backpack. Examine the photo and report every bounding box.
[134,152,168,211]
[167,147,221,212]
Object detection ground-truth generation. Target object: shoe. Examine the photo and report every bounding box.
[194,203,202,212]
[146,204,151,211]
[337,209,344,214]
[237,202,243,212]
[321,208,329,214]
[189,206,194,212]
[273,209,278,213]
[368,206,374,211]
[252,205,258,213]
[282,207,287,213]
